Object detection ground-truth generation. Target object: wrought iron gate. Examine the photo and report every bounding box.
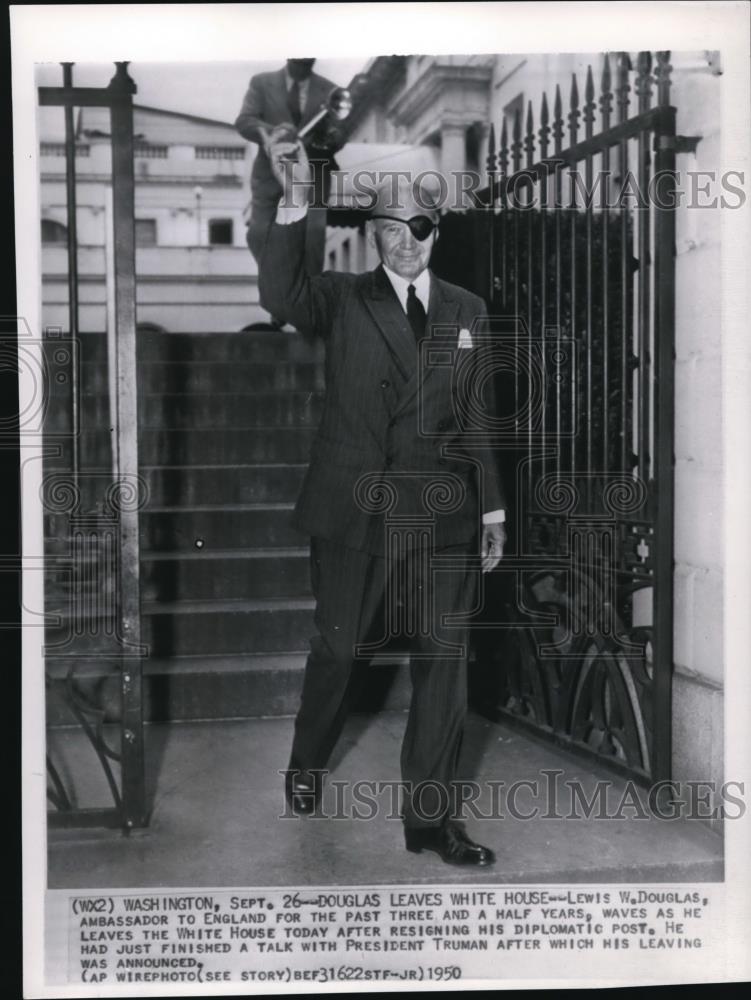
[41,64,146,829]
[476,52,681,782]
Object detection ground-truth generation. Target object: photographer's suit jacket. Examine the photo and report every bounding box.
[235,69,345,207]
[259,217,506,556]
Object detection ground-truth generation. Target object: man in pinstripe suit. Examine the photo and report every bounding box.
[259,137,507,867]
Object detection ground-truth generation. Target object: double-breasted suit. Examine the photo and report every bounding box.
[259,214,506,828]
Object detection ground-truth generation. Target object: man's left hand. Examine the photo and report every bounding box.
[481,522,506,574]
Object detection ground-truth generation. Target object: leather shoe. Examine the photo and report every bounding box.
[405,820,495,867]
[284,769,321,816]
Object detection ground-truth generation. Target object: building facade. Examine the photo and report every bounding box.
[39,103,267,332]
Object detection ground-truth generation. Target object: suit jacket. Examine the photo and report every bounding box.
[259,217,507,555]
[235,68,346,206]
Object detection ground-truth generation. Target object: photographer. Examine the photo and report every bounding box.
[235,58,347,276]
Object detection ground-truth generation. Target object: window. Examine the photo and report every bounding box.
[134,144,168,159]
[208,219,233,245]
[135,219,157,246]
[40,142,90,158]
[195,146,246,160]
[41,219,67,244]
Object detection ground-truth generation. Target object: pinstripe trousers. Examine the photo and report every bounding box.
[289,535,477,828]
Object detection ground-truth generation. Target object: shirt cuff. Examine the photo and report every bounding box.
[482,509,506,525]
[275,204,308,225]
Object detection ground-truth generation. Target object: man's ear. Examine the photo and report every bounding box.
[365,219,376,248]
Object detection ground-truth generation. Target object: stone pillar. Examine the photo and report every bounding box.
[474,121,492,190]
[440,122,466,211]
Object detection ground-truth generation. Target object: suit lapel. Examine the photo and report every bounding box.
[392,275,461,417]
[360,266,417,382]
[303,74,330,123]
[272,68,291,122]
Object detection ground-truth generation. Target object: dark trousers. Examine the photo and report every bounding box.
[289,536,477,828]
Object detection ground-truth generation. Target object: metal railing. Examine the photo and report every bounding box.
[476,52,684,782]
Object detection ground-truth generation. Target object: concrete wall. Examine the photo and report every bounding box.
[669,56,724,799]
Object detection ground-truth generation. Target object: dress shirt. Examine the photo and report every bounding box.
[273,205,505,526]
[381,264,430,315]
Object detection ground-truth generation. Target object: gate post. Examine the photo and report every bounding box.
[108,62,146,828]
[652,52,677,782]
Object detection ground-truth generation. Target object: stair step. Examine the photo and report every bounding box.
[45,598,316,656]
[140,392,324,429]
[141,463,307,506]
[45,652,413,723]
[144,503,305,552]
[143,545,308,559]
[48,392,324,431]
[142,548,309,601]
[50,361,325,395]
[142,596,314,614]
[39,464,307,511]
[45,503,304,553]
[57,330,324,365]
[47,427,316,466]
[44,547,310,603]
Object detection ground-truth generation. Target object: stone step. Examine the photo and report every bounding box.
[140,463,307,506]
[45,392,324,431]
[45,652,413,724]
[145,597,316,657]
[48,360,325,396]
[45,503,304,554]
[45,427,317,467]
[45,547,311,604]
[45,596,316,658]
[55,330,324,365]
[140,547,311,602]
[40,463,307,511]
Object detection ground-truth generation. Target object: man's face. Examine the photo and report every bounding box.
[287,59,316,81]
[368,217,437,281]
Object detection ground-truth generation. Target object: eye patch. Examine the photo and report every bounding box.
[371,214,437,242]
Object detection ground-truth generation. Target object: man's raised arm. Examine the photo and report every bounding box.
[257,138,342,336]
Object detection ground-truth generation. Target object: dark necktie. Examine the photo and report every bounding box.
[406,284,427,343]
[287,81,302,127]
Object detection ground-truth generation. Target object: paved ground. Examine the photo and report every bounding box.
[47,712,723,888]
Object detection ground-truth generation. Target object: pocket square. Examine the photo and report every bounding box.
[458,328,473,349]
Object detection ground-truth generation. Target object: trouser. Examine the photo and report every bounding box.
[289,535,477,828]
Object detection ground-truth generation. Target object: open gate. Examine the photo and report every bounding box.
[41,64,146,829]
[472,52,683,782]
